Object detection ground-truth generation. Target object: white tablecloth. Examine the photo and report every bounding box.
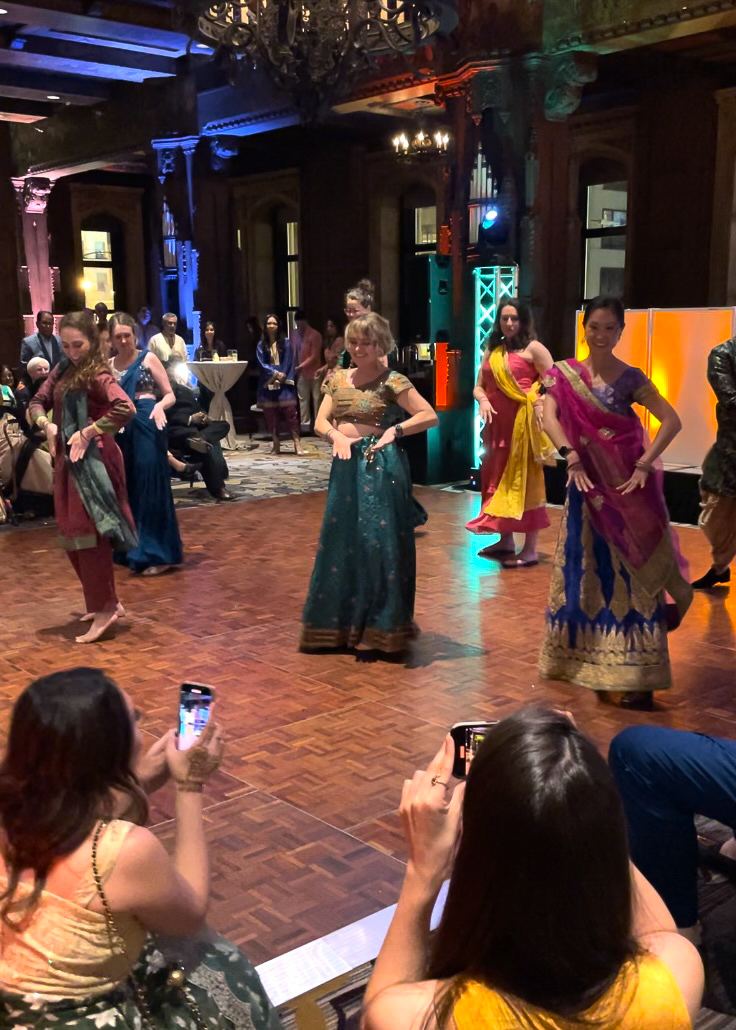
[188,361,248,449]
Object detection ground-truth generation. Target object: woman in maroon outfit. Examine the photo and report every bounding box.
[29,311,136,643]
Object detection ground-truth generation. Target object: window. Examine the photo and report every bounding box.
[162,201,177,271]
[582,180,628,301]
[414,206,437,252]
[80,229,115,309]
[285,220,300,332]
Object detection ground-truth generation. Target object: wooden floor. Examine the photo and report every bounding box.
[1,488,735,966]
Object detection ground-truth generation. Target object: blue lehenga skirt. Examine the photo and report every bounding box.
[538,485,672,692]
[114,398,183,573]
[0,932,283,1029]
[300,438,417,652]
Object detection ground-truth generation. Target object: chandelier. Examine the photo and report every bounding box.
[178,1,458,121]
[392,127,450,160]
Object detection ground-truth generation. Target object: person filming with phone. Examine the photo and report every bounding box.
[0,667,282,1030]
[362,707,703,1030]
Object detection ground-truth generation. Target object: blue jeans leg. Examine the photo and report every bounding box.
[609,725,736,927]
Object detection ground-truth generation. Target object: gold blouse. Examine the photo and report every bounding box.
[323,368,412,430]
[0,820,146,1000]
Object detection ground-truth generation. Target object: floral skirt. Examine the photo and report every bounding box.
[300,438,416,652]
[0,932,282,1029]
[538,485,671,693]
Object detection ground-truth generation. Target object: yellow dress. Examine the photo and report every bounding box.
[453,955,691,1029]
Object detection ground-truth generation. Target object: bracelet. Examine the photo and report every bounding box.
[567,461,584,472]
[36,416,49,430]
[326,428,335,441]
[175,781,205,793]
[635,460,652,472]
[394,423,404,439]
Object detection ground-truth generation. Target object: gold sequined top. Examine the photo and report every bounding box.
[323,368,412,430]
[0,820,146,999]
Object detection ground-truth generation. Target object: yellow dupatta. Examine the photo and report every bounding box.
[484,346,556,520]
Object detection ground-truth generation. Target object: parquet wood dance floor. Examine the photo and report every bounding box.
[1,489,734,966]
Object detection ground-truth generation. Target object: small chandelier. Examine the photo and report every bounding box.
[178,1,458,122]
[392,127,451,160]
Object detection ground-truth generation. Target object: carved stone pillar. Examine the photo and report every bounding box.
[12,176,54,317]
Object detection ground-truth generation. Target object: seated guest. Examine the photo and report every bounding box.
[363,707,703,1030]
[149,312,189,365]
[134,305,159,350]
[0,366,14,406]
[610,725,736,944]
[167,376,234,501]
[0,667,282,1029]
[15,356,50,412]
[20,310,61,369]
[194,320,227,361]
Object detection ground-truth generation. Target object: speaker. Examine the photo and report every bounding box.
[401,254,452,346]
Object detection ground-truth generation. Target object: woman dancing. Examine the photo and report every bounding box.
[300,313,437,654]
[256,313,304,455]
[110,312,183,575]
[538,296,692,710]
[466,299,555,567]
[28,311,137,643]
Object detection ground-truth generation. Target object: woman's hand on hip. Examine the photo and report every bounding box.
[67,429,90,463]
[332,431,357,460]
[150,402,167,430]
[400,735,465,893]
[618,466,649,494]
[566,460,594,493]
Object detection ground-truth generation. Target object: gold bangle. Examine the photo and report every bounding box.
[635,460,652,472]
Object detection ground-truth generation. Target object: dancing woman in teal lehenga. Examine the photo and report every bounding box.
[300,313,438,654]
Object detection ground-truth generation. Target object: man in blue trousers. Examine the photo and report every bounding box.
[610,726,736,942]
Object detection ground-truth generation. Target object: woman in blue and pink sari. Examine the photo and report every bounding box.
[538,296,692,710]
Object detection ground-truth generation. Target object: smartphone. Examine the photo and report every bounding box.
[450,721,499,778]
[177,682,215,750]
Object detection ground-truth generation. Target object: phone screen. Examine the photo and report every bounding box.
[451,721,498,778]
[178,683,214,751]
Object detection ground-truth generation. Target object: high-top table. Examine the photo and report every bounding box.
[188,361,248,450]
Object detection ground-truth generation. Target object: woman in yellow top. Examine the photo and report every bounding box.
[362,707,703,1030]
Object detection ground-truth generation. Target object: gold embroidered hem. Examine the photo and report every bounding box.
[59,533,98,551]
[300,623,416,654]
[539,621,672,692]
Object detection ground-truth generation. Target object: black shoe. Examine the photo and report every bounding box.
[178,462,202,485]
[692,566,731,589]
[216,489,235,501]
[620,691,654,711]
[187,437,213,455]
[698,838,736,883]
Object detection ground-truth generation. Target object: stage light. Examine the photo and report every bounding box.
[481,207,499,229]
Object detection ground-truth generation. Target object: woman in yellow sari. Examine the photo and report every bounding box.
[467,300,555,567]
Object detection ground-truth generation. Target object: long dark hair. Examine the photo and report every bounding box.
[0,668,147,929]
[263,313,286,356]
[57,311,110,393]
[582,296,625,329]
[488,299,535,352]
[426,707,638,1027]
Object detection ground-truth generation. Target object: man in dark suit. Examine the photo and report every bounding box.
[20,311,62,369]
[167,380,234,501]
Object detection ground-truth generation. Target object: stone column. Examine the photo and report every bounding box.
[12,176,54,317]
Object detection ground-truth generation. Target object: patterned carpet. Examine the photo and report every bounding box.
[171,437,332,509]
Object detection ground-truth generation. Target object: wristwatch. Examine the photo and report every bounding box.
[558,446,573,459]
[394,423,405,439]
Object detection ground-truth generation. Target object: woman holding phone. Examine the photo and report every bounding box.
[362,707,703,1030]
[0,667,282,1030]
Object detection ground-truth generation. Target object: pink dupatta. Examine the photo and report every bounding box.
[545,360,692,616]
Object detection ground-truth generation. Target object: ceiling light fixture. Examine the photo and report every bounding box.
[46,94,60,100]
[177,0,458,123]
[392,127,451,160]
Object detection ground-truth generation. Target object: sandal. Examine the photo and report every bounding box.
[502,557,539,568]
[477,546,515,559]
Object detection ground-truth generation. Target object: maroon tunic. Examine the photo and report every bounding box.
[29,366,135,549]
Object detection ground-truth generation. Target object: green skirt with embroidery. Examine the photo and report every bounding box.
[0,932,282,1029]
[300,438,417,653]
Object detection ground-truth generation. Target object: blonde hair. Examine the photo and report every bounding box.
[344,312,395,356]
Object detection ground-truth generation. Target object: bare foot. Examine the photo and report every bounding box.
[142,564,175,577]
[76,610,118,644]
[478,544,515,558]
[295,447,307,455]
[269,445,281,455]
[81,602,125,623]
